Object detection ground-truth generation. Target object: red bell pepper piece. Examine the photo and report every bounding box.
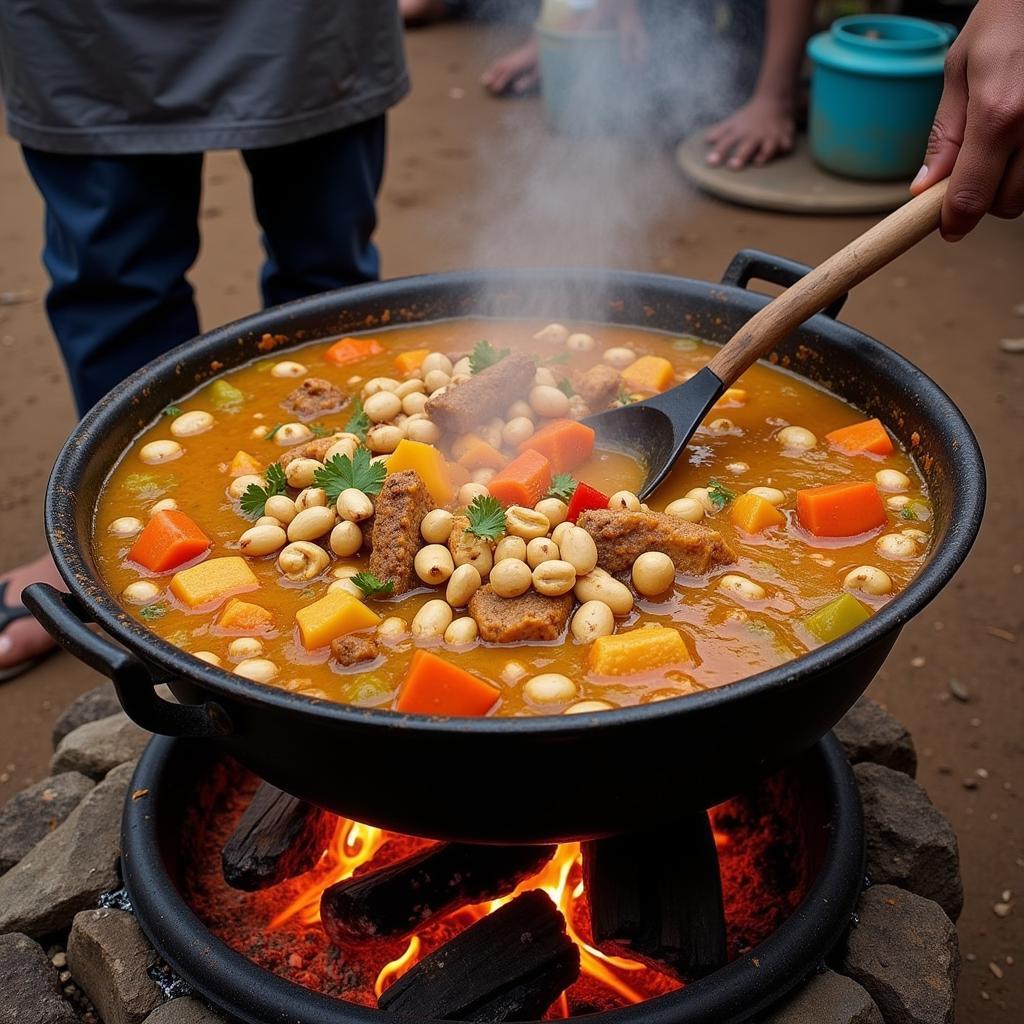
[566,481,610,524]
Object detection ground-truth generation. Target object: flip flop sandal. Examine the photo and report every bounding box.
[0,579,54,683]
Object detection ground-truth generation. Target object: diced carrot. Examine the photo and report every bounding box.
[295,590,381,650]
[520,419,595,474]
[566,481,610,523]
[487,449,552,507]
[386,439,455,506]
[129,510,212,573]
[730,492,786,534]
[170,556,259,609]
[622,355,675,394]
[393,348,430,375]
[456,436,508,472]
[825,418,894,457]
[227,450,262,477]
[714,387,748,409]
[217,598,275,634]
[796,481,886,538]
[396,650,500,717]
[325,336,384,366]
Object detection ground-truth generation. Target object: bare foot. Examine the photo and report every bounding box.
[705,94,796,170]
[400,0,454,27]
[0,553,64,674]
[481,37,541,96]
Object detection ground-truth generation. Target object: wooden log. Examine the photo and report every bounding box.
[582,809,727,981]
[321,841,556,945]
[377,889,580,1022]
[221,782,334,891]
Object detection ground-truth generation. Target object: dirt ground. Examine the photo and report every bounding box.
[0,22,1020,1021]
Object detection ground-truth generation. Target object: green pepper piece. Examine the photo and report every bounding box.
[207,379,245,411]
[805,593,871,644]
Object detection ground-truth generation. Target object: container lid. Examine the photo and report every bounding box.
[808,14,956,77]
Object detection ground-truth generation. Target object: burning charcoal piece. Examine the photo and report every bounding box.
[583,809,727,981]
[377,889,580,1022]
[322,841,556,945]
[222,782,335,891]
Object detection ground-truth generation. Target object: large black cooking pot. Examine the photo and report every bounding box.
[26,252,984,844]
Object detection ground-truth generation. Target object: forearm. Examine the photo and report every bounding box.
[753,0,815,103]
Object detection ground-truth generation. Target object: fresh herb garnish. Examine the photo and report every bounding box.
[162,405,183,417]
[264,423,285,441]
[672,337,699,352]
[616,387,635,406]
[465,494,507,541]
[900,507,917,521]
[547,473,578,503]
[351,572,395,599]
[314,448,386,503]
[343,398,370,442]
[707,478,737,512]
[309,423,334,438]
[469,339,510,375]
[556,378,575,398]
[139,604,167,621]
[239,462,288,519]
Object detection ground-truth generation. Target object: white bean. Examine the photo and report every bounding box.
[278,541,331,580]
[632,552,675,596]
[502,417,535,446]
[364,391,402,423]
[270,360,307,378]
[505,505,550,540]
[228,474,266,500]
[747,486,786,506]
[534,497,567,527]
[458,483,490,506]
[366,424,405,454]
[287,506,335,542]
[228,637,264,660]
[844,565,893,596]
[685,487,716,514]
[122,580,161,605]
[551,521,574,548]
[274,423,313,445]
[526,537,560,569]
[664,497,705,522]
[406,419,440,445]
[494,536,527,563]
[285,457,323,489]
[170,410,214,437]
[421,352,453,376]
[564,700,615,714]
[529,385,570,419]
[329,521,364,557]
[411,599,453,640]
[446,564,482,607]
[501,660,529,684]
[377,617,409,643]
[140,440,183,465]
[472,468,496,485]
[875,469,911,492]
[336,488,374,523]
[423,369,451,393]
[523,673,577,705]
[452,356,472,377]
[532,559,576,597]
[573,573,634,615]
[264,495,297,524]
[609,490,641,512]
[328,578,364,599]
[415,544,455,585]
[363,377,400,396]
[324,437,359,463]
[234,658,278,683]
[533,323,569,343]
[886,495,911,511]
[193,651,222,667]
[602,346,635,368]
[571,600,615,642]
[776,425,817,451]
[534,367,557,388]
[875,533,919,560]
[294,486,328,512]
[719,574,766,601]
[558,526,598,574]
[444,617,478,646]
[489,558,533,598]
[149,498,178,516]
[239,524,287,556]
[707,418,735,434]
[395,378,426,398]
[109,516,143,537]
[726,461,749,475]
[506,400,535,422]
[566,332,595,353]
[402,392,429,416]
[421,508,455,544]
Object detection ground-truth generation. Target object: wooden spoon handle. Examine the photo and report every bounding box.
[707,179,949,386]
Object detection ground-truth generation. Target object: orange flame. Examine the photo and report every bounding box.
[374,936,421,998]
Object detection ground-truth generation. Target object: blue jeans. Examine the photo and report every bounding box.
[22,116,386,415]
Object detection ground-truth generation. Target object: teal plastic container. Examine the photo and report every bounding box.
[807,15,956,181]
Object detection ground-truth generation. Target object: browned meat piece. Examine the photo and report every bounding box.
[426,353,536,435]
[577,509,735,575]
[468,586,573,643]
[368,470,433,595]
[281,378,349,421]
[330,632,381,667]
[278,434,345,469]
[571,364,621,411]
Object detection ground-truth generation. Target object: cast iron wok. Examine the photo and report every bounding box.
[26,254,984,844]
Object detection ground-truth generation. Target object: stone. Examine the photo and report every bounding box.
[0,932,78,1024]
[0,761,135,937]
[52,682,122,748]
[842,885,959,1024]
[762,970,883,1024]
[67,908,164,1024]
[144,997,231,1024]
[0,771,95,874]
[834,697,917,776]
[51,712,150,780]
[856,762,963,921]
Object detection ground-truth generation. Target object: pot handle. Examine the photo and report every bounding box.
[23,583,231,739]
[721,249,848,320]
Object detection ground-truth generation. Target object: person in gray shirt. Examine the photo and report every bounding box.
[0,2,408,679]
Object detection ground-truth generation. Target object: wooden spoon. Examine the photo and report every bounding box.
[584,179,950,499]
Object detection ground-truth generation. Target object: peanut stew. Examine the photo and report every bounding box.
[92,320,932,717]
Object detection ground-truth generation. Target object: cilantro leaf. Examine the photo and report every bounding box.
[239,462,288,519]
[707,478,737,512]
[900,506,917,521]
[163,405,183,417]
[343,398,370,442]
[547,473,577,503]
[616,387,635,406]
[469,340,510,375]
[465,494,506,541]
[264,423,285,441]
[556,378,575,398]
[139,603,167,621]
[314,448,386,503]
[351,572,395,599]
[309,423,334,438]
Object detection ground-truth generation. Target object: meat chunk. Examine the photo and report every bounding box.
[330,632,381,667]
[368,470,432,595]
[426,353,536,435]
[469,586,573,643]
[281,378,349,421]
[571,364,621,411]
[577,509,736,575]
[278,434,345,469]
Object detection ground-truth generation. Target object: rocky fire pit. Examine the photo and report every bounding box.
[0,686,962,1024]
